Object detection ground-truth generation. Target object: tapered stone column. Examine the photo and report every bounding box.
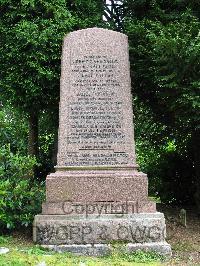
[33,28,171,257]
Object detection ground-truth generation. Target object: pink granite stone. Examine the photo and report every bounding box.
[45,170,148,202]
[57,28,137,169]
[42,200,156,215]
[33,28,171,255]
[41,28,156,213]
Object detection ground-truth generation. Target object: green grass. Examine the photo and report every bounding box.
[0,235,164,266]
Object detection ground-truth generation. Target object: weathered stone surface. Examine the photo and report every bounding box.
[33,213,171,256]
[45,170,149,203]
[42,244,111,256]
[33,28,171,256]
[41,27,155,209]
[42,200,156,215]
[57,28,137,169]
[33,213,166,245]
[41,243,172,257]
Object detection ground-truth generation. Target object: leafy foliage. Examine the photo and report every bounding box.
[0,0,103,112]
[0,144,37,180]
[0,105,28,154]
[103,1,200,207]
[125,13,200,134]
[121,3,200,207]
[0,145,44,230]
[0,178,44,230]
[134,99,195,204]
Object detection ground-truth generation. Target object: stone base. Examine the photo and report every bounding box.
[41,242,171,257]
[45,169,150,203]
[33,213,171,257]
[42,200,156,215]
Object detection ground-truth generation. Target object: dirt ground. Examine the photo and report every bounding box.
[158,205,200,265]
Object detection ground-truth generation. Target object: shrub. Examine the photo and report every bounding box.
[0,179,44,230]
[0,144,37,180]
[0,145,45,230]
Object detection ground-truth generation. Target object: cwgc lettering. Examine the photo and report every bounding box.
[36,223,165,245]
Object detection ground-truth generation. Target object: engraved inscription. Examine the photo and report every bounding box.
[64,55,129,166]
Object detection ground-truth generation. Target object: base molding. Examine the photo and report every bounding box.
[33,212,171,257]
[41,242,172,257]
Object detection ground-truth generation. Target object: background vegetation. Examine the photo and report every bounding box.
[0,0,199,230]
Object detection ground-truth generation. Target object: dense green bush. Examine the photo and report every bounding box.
[134,100,195,205]
[0,145,45,230]
[0,107,28,154]
[0,178,44,230]
[0,144,37,180]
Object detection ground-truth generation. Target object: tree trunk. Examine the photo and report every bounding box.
[192,129,200,214]
[28,111,39,159]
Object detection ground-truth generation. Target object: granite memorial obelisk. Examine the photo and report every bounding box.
[33,28,171,256]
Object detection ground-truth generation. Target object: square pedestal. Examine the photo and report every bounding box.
[33,213,171,256]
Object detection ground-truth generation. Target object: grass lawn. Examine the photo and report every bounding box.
[0,235,163,266]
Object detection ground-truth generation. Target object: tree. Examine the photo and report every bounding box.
[103,0,125,31]
[0,104,28,154]
[124,2,200,210]
[104,0,200,209]
[0,0,104,160]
